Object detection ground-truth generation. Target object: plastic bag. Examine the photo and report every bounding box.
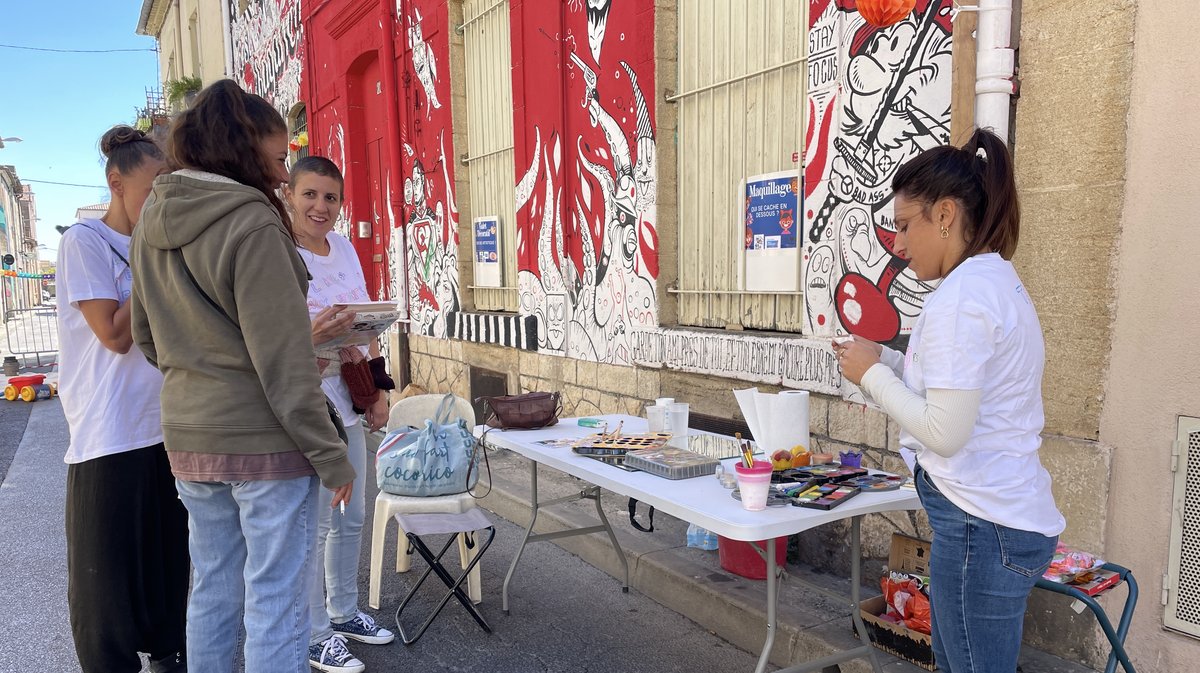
[1043,542,1104,583]
[881,572,932,635]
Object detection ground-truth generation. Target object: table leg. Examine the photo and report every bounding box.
[752,537,780,673]
[502,461,540,615]
[500,459,632,614]
[758,516,883,673]
[850,515,884,673]
[589,486,630,592]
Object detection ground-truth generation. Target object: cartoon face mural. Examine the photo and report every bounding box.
[230,0,304,115]
[400,1,460,337]
[802,0,953,345]
[515,1,658,365]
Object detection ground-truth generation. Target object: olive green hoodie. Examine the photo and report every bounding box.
[130,171,354,489]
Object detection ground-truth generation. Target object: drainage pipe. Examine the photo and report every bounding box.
[973,0,1017,143]
[221,0,234,78]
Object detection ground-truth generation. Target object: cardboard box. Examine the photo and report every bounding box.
[856,534,935,670]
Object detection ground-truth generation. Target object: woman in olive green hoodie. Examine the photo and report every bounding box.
[129,80,355,673]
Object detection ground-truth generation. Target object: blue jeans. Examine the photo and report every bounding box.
[914,464,1057,673]
[310,420,367,643]
[176,476,318,673]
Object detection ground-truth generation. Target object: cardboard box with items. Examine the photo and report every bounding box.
[856,533,935,670]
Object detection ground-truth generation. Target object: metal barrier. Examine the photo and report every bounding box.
[3,277,57,366]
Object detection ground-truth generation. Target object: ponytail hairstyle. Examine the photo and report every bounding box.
[99,125,164,176]
[167,80,292,235]
[288,156,345,196]
[891,128,1020,261]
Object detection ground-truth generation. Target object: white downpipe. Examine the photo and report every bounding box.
[221,0,234,78]
[973,0,1016,144]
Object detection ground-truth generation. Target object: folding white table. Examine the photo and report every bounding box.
[478,415,922,673]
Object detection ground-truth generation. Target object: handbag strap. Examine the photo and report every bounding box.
[628,498,655,533]
[465,435,493,500]
[434,392,457,425]
[70,222,130,270]
[175,248,235,326]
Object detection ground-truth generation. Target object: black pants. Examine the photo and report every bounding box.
[66,444,190,673]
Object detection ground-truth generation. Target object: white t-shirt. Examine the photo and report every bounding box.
[298,232,372,422]
[56,219,164,464]
[900,253,1065,536]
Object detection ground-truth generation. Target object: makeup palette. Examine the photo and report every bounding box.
[842,474,908,492]
[790,464,868,482]
[794,484,861,510]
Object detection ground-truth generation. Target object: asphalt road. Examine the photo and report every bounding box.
[0,398,759,673]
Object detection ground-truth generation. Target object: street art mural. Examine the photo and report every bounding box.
[515,0,658,365]
[400,1,460,337]
[230,0,304,115]
[802,0,954,346]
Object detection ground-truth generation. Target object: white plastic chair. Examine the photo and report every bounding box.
[368,393,485,609]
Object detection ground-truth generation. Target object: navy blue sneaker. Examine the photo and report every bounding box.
[331,610,395,645]
[309,634,364,673]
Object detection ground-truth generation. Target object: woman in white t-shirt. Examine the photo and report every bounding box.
[836,129,1064,673]
[56,126,188,673]
[284,156,395,672]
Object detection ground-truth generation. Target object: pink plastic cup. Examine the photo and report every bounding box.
[734,461,774,511]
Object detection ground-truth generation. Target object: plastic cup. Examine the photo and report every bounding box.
[667,402,689,434]
[667,402,690,447]
[646,405,668,433]
[734,462,774,511]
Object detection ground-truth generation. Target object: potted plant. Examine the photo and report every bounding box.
[164,75,204,109]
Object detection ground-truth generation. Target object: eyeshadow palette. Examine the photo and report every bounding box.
[792,484,862,510]
[842,474,908,492]
[790,465,868,483]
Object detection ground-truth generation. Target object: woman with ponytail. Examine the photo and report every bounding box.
[836,128,1064,673]
[58,125,187,673]
[129,80,355,673]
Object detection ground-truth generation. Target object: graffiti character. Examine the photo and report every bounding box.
[404,137,460,337]
[802,0,951,344]
[585,0,613,64]
[408,7,442,119]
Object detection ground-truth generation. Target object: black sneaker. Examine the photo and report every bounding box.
[331,611,395,645]
[308,634,365,673]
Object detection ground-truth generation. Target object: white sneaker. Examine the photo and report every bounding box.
[309,634,365,673]
[331,610,396,645]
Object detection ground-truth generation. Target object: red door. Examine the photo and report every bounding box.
[346,53,392,299]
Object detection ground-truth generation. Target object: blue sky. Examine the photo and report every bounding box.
[0,1,160,261]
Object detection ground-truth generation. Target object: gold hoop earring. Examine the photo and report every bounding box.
[940,226,949,239]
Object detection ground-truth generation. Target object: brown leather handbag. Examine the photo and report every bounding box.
[479,391,562,430]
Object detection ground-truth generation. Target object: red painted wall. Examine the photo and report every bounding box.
[510,0,658,362]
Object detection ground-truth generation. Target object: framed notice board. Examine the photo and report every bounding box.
[740,171,801,292]
[473,216,502,288]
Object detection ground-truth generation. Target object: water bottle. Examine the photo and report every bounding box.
[687,523,719,550]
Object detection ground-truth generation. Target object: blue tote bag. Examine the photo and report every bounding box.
[376,394,481,497]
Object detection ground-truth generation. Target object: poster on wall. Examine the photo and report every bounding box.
[741,171,801,292]
[473,217,502,288]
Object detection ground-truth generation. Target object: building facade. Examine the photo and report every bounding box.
[137,0,233,94]
[190,1,1200,669]
[0,167,41,311]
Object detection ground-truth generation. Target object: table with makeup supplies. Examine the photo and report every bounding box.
[476,414,921,673]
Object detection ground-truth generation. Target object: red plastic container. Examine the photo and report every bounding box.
[718,535,788,580]
[6,374,44,389]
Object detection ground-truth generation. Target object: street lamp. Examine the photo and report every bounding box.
[0,137,22,150]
